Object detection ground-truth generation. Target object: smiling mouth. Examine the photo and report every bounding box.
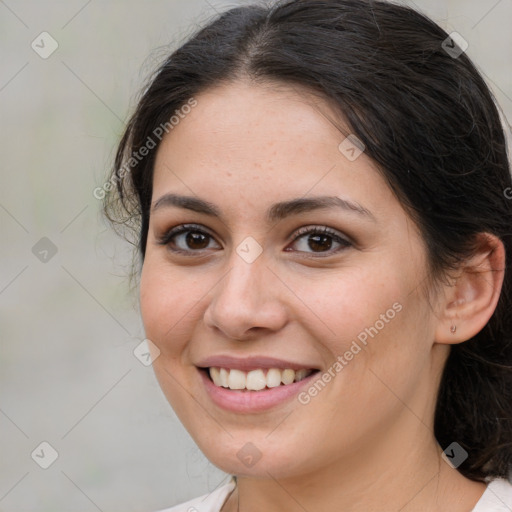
[201,367,320,391]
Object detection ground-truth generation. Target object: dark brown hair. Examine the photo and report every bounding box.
[104,0,512,482]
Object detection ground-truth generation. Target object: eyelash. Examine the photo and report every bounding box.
[157,223,352,257]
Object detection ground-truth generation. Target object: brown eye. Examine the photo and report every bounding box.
[288,226,352,255]
[183,231,210,250]
[307,234,334,252]
[158,224,221,253]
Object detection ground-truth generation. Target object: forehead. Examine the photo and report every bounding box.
[151,81,397,222]
[155,81,342,166]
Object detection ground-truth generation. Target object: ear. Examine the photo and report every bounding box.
[435,233,506,345]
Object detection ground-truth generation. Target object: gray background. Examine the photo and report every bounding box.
[1,1,511,511]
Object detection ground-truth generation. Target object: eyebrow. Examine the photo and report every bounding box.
[151,193,375,223]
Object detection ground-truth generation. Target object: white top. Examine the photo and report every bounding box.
[158,476,512,512]
[472,478,512,512]
[157,477,236,512]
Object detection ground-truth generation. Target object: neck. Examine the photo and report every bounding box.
[221,345,487,512]
[223,416,486,512]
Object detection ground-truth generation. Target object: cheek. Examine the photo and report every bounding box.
[292,254,432,384]
[139,258,205,356]
[310,269,433,411]
[290,263,406,347]
[139,258,207,416]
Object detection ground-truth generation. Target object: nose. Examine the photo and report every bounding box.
[203,252,289,341]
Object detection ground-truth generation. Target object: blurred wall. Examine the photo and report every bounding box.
[1,1,511,511]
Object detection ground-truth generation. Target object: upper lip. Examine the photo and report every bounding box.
[196,355,320,372]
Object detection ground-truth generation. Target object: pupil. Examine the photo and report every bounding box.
[309,234,332,252]
[187,232,209,249]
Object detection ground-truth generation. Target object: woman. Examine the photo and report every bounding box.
[104,0,512,510]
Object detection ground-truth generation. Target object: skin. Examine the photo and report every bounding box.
[140,80,505,511]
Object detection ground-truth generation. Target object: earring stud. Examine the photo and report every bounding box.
[450,325,457,334]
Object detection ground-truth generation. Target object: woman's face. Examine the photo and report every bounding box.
[140,81,448,479]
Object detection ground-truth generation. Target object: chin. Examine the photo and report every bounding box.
[194,433,315,480]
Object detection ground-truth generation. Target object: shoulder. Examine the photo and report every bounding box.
[472,478,512,512]
[155,477,236,512]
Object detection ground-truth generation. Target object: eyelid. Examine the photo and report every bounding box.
[156,223,219,247]
[287,225,353,256]
[290,225,351,244]
[157,222,352,258]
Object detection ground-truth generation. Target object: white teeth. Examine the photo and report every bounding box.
[266,368,282,388]
[207,367,315,391]
[219,368,229,387]
[246,369,267,391]
[281,369,295,385]
[227,369,246,390]
[295,369,310,382]
[210,367,221,385]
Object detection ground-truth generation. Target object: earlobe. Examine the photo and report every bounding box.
[435,234,506,345]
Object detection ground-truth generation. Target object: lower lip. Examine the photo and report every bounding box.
[198,368,320,413]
